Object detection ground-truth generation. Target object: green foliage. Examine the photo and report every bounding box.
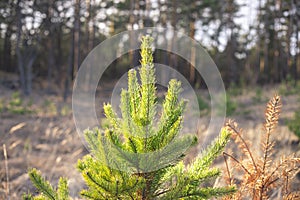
[288,110,300,140]
[157,129,235,199]
[0,98,3,113]
[252,87,263,103]
[22,193,34,200]
[60,105,71,116]
[225,95,237,116]
[5,91,34,114]
[197,95,210,115]
[27,168,70,200]
[227,83,243,97]
[43,99,57,116]
[216,94,237,117]
[27,36,235,199]
[279,76,300,96]
[10,91,23,106]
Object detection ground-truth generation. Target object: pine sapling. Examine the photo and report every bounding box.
[26,35,235,199]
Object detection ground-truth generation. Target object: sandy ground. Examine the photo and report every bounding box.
[0,82,300,199]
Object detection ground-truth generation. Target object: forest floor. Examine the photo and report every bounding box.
[0,78,300,199]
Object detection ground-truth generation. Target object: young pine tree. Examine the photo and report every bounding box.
[26,36,235,200]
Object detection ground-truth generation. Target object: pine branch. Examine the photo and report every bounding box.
[226,120,258,171]
[28,168,57,200]
[260,94,282,197]
[190,127,231,172]
[57,178,69,200]
[222,94,300,200]
[103,103,120,130]
[262,94,281,174]
[139,36,156,128]
[177,186,236,200]
[157,128,234,199]
[150,80,186,150]
[128,69,141,123]
[120,89,143,151]
[28,168,70,200]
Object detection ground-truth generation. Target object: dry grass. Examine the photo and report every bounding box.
[1,85,300,199]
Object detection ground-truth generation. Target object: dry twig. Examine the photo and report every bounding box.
[222,95,300,200]
[3,144,9,197]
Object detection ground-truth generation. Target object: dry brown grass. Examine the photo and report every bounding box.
[222,94,300,200]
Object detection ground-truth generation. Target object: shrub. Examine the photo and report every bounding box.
[6,91,33,114]
[25,36,235,199]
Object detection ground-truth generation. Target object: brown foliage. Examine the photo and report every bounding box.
[222,94,300,200]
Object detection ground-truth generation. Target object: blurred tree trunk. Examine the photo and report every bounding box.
[292,0,299,83]
[56,23,63,86]
[293,17,299,82]
[64,0,80,101]
[159,0,169,84]
[129,0,134,65]
[228,0,238,84]
[189,20,196,84]
[73,0,81,78]
[64,30,75,101]
[46,0,55,92]
[263,0,270,83]
[2,0,14,72]
[133,0,140,67]
[3,24,12,72]
[258,0,263,80]
[170,0,178,69]
[24,46,36,95]
[286,0,293,80]
[85,0,93,52]
[15,0,38,95]
[90,0,95,50]
[16,0,26,93]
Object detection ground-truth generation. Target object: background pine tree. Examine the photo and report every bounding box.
[25,36,235,200]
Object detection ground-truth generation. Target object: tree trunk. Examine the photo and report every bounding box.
[56,24,63,86]
[47,39,55,92]
[46,0,55,92]
[285,0,293,80]
[15,0,26,94]
[24,49,37,95]
[129,0,136,66]
[73,0,81,79]
[189,20,196,84]
[3,25,12,72]
[258,0,263,81]
[64,27,75,101]
[293,17,299,83]
[85,0,92,53]
[170,0,178,79]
